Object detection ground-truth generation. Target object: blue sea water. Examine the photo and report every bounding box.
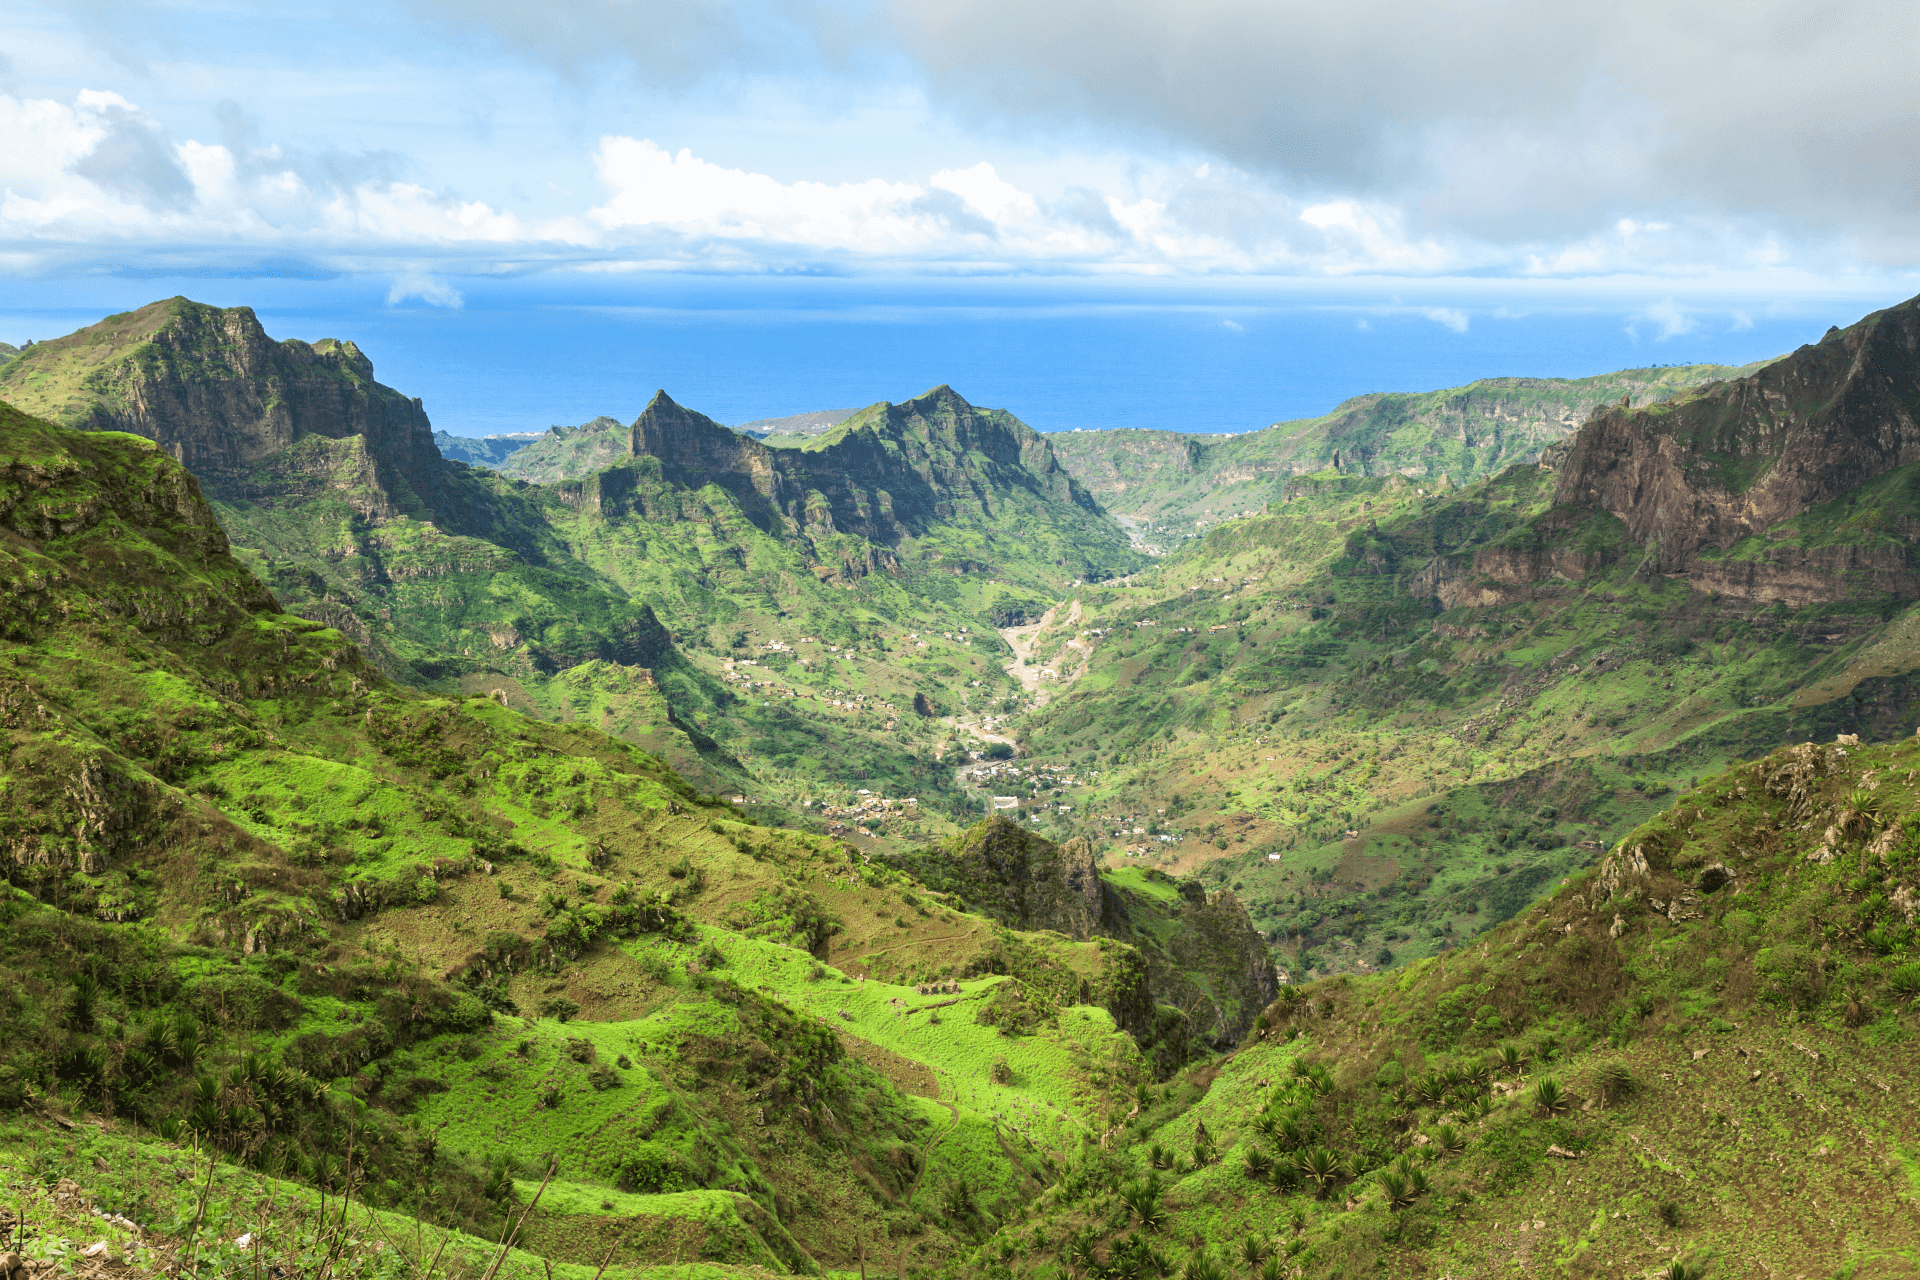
[1,274,1896,438]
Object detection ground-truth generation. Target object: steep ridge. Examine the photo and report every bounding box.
[526,386,1136,590]
[0,405,1215,1276]
[884,816,1281,1051]
[495,416,627,481]
[1001,291,1920,989]
[941,739,1920,1279]
[0,298,452,521]
[1047,359,1774,537]
[1552,299,1920,580]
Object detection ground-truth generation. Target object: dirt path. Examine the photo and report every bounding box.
[837,927,978,975]
[997,601,1074,706]
[908,1099,961,1205]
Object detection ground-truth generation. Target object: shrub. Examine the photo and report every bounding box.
[1596,1061,1636,1103]
[1890,963,1920,1000]
[989,1056,1014,1085]
[539,997,581,1023]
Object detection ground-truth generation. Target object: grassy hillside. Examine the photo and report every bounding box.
[1005,444,1920,983]
[0,304,1146,841]
[1046,360,1776,542]
[0,405,1225,1278]
[930,734,1920,1279]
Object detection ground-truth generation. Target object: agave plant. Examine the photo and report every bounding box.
[1066,1232,1101,1277]
[1120,1174,1168,1231]
[1430,1124,1466,1157]
[1243,1146,1274,1182]
[1493,1043,1528,1074]
[1149,1142,1176,1170]
[1253,1110,1282,1143]
[1238,1234,1273,1269]
[1596,1062,1637,1103]
[1411,1073,1448,1108]
[1181,1251,1227,1280]
[1274,1114,1310,1151]
[1891,963,1920,1000]
[1257,1257,1288,1280]
[1847,787,1885,831]
[1532,1078,1569,1117]
[1296,1145,1343,1197]
[1378,1168,1414,1210]
[1460,1057,1492,1087]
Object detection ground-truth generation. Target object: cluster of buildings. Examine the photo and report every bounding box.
[808,790,919,838]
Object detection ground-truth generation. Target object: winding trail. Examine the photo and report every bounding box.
[907,1098,962,1209]
[898,1097,964,1275]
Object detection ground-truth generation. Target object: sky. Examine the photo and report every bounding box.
[2,0,1916,432]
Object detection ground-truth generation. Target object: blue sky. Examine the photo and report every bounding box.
[2,0,1915,431]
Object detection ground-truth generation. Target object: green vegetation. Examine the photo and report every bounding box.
[6,294,1920,1278]
[1047,359,1776,542]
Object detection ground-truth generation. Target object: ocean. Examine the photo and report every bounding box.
[2,273,1893,438]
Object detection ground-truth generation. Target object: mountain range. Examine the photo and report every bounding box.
[1,291,1917,1278]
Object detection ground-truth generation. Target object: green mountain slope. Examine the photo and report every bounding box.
[0,404,1216,1277]
[497,417,629,482]
[1007,292,1920,985]
[1046,359,1777,540]
[939,736,1920,1279]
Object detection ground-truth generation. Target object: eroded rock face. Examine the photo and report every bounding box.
[945,816,1116,940]
[621,386,1116,566]
[0,298,447,516]
[1553,295,1920,579]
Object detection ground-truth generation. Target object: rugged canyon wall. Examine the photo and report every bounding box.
[1553,297,1920,571]
[0,298,450,519]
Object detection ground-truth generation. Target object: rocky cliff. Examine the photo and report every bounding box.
[625,385,1113,536]
[1045,361,1773,527]
[0,299,452,520]
[1554,295,1920,575]
[900,816,1279,1046]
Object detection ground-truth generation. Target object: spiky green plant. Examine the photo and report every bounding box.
[1431,1124,1465,1157]
[1532,1078,1569,1117]
[1242,1146,1274,1182]
[1296,1146,1342,1197]
[1181,1252,1227,1280]
[1596,1061,1637,1103]
[1238,1234,1272,1269]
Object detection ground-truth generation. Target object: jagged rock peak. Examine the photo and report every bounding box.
[0,296,444,506]
[1554,291,1920,572]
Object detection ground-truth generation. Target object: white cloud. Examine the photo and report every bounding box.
[387,271,464,308]
[0,89,524,264]
[1221,318,1243,331]
[1424,307,1469,333]
[1641,299,1696,340]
